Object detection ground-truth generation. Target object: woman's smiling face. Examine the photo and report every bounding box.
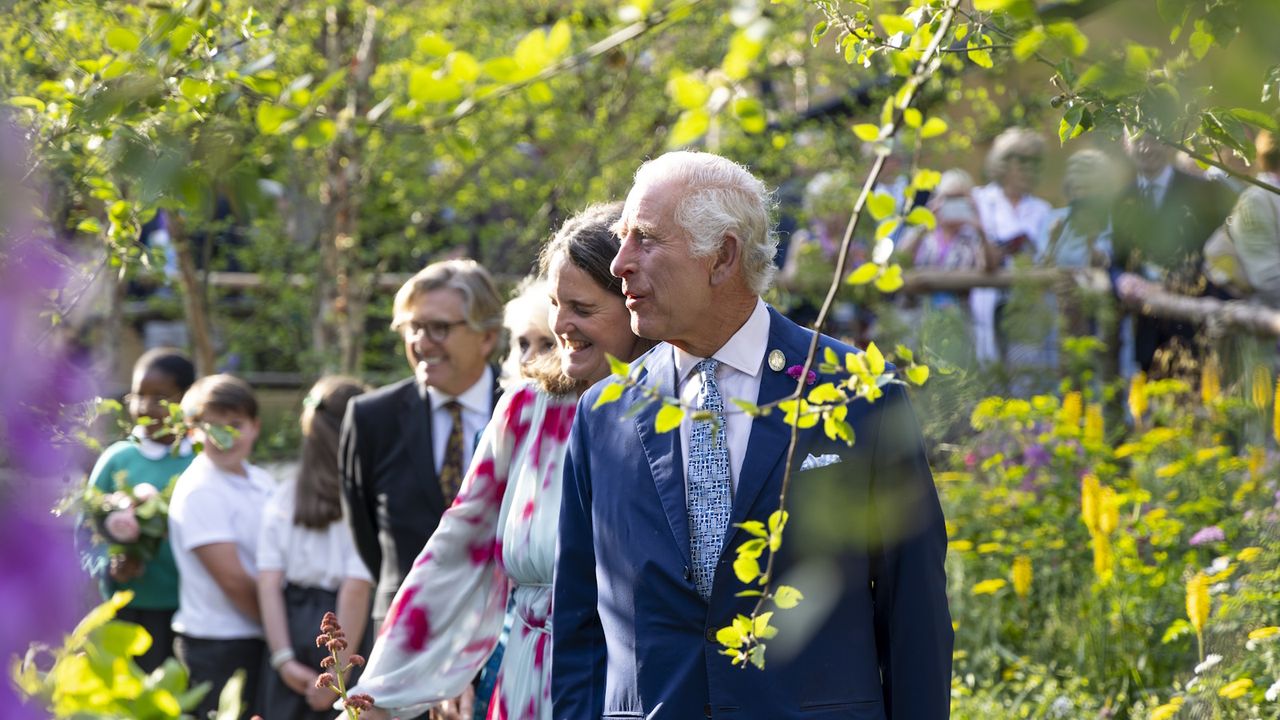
[547,252,645,387]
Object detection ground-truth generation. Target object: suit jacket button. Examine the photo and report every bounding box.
[683,566,692,582]
[705,627,717,642]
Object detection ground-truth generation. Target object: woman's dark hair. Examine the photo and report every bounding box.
[537,201,625,296]
[528,202,627,396]
[134,347,196,393]
[294,376,367,529]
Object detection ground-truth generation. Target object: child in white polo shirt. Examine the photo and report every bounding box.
[169,374,273,719]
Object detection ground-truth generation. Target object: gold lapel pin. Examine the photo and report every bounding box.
[768,349,786,372]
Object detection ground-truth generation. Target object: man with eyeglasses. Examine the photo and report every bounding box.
[340,259,503,644]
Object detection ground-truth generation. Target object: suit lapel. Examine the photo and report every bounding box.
[400,382,446,513]
[634,345,692,566]
[727,308,812,533]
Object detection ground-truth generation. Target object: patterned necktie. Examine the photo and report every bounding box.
[687,358,732,600]
[438,400,465,505]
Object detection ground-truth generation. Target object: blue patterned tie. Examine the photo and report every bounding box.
[688,358,732,600]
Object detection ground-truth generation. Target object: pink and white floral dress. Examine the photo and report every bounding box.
[348,385,575,720]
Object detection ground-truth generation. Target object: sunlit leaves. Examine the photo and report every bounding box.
[593,383,624,410]
[852,123,882,142]
[773,585,803,609]
[105,27,140,54]
[847,262,880,286]
[907,206,936,230]
[408,67,462,104]
[417,32,454,58]
[254,103,297,135]
[874,264,904,293]
[669,108,710,147]
[920,117,947,139]
[1059,105,1093,143]
[668,72,710,110]
[655,402,684,434]
[733,97,766,134]
[867,190,896,221]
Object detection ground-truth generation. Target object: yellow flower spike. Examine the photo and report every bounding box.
[1083,403,1104,445]
[1081,474,1101,535]
[1252,364,1272,410]
[1274,378,1280,444]
[1186,572,1210,655]
[1128,372,1148,422]
[1098,486,1119,536]
[1012,555,1032,598]
[1200,357,1222,406]
[1091,533,1114,584]
[1237,546,1262,563]
[1248,447,1266,483]
[1217,678,1253,699]
[1247,626,1280,641]
[1061,391,1082,430]
[972,578,1007,595]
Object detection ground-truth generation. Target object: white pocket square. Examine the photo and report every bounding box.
[800,453,841,471]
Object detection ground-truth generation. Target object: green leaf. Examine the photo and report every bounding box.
[93,620,152,657]
[733,553,761,583]
[72,591,134,643]
[76,217,102,234]
[874,218,901,242]
[106,27,141,53]
[416,32,454,57]
[214,671,246,720]
[1230,108,1279,132]
[736,520,768,538]
[808,382,844,404]
[920,117,948,139]
[409,68,462,104]
[716,624,745,648]
[731,398,761,416]
[868,191,896,221]
[824,415,854,445]
[874,264,904,293]
[773,585,804,609]
[912,169,942,191]
[669,72,711,110]
[1188,23,1213,60]
[733,97,766,134]
[669,108,710,147]
[846,262,880,286]
[811,20,829,47]
[906,206,936,230]
[593,383,624,410]
[967,46,993,69]
[753,611,778,639]
[895,344,915,363]
[179,78,214,104]
[7,96,46,113]
[607,354,631,377]
[852,123,881,142]
[865,343,886,377]
[1013,27,1045,61]
[738,538,767,559]
[1059,105,1084,143]
[546,20,572,58]
[1045,21,1088,56]
[655,403,684,434]
[902,108,922,128]
[525,81,554,104]
[169,20,198,57]
[768,509,788,538]
[449,51,482,83]
[906,364,931,385]
[878,14,913,36]
[254,103,297,135]
[483,58,520,82]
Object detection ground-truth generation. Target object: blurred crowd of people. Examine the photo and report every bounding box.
[777,125,1280,378]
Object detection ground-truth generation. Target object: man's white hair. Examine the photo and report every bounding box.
[633,151,778,295]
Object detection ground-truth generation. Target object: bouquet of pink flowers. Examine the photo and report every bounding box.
[68,475,177,567]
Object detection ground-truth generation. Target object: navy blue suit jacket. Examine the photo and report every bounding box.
[552,307,952,719]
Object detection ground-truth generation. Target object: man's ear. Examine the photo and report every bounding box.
[709,233,741,286]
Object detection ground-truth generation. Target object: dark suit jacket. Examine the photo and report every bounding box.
[552,307,952,719]
[339,373,500,621]
[1110,169,1235,370]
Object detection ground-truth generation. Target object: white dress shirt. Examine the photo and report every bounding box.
[674,298,770,495]
[425,365,494,474]
[1137,164,1174,208]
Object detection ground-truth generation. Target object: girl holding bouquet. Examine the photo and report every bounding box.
[84,347,196,672]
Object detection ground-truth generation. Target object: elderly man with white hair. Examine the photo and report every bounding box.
[552,150,953,719]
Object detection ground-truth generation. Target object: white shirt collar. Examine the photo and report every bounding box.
[1139,164,1174,193]
[131,425,193,461]
[674,298,770,383]
[426,365,493,415]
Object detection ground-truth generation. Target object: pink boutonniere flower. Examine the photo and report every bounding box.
[786,365,817,386]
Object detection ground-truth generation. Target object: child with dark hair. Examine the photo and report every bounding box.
[169,373,272,719]
[257,376,373,719]
[84,347,197,673]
